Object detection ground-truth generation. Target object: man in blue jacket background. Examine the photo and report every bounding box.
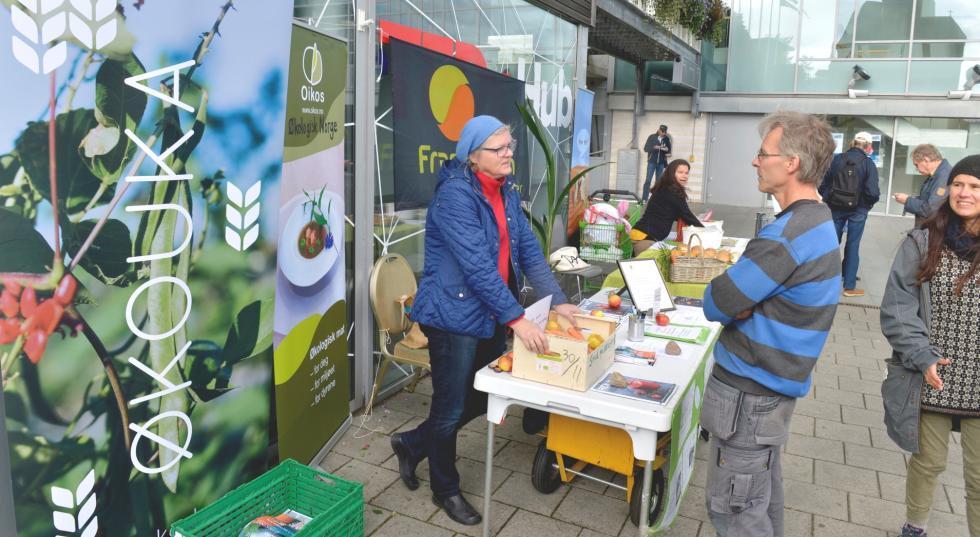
[819,131,880,297]
[892,144,952,228]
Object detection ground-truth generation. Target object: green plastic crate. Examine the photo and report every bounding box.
[170,459,363,536]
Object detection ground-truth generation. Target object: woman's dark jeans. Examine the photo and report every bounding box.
[398,323,505,498]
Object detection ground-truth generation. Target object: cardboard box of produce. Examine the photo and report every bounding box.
[512,312,618,391]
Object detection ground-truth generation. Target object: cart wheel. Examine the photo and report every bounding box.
[531,440,564,493]
[628,467,666,527]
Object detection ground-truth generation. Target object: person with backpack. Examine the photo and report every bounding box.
[641,124,672,203]
[819,131,881,297]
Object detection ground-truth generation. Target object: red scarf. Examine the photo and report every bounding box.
[475,170,511,285]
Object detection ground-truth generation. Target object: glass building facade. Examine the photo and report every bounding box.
[718,0,980,95]
[693,0,980,216]
[293,0,584,405]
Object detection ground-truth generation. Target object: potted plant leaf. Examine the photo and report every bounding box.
[516,99,607,258]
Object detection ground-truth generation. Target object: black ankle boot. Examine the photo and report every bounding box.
[432,493,482,526]
[390,433,419,491]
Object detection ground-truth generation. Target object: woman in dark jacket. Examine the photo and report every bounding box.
[880,155,980,537]
[631,159,703,254]
[389,115,580,526]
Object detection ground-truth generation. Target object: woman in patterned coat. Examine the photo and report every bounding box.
[880,154,980,537]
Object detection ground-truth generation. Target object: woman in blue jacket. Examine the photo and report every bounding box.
[390,115,580,525]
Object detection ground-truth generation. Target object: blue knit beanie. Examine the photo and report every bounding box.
[455,115,504,163]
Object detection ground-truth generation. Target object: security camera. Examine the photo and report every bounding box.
[848,65,871,88]
[964,64,980,90]
[847,65,871,98]
[948,64,980,99]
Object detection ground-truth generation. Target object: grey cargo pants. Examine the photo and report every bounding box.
[700,373,797,537]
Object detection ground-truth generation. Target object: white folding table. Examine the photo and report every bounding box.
[473,305,721,537]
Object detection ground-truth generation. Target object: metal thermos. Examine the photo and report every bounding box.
[627,313,644,342]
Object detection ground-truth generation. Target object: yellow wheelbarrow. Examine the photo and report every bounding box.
[531,413,670,527]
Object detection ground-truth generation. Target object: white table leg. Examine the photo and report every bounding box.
[637,459,653,537]
[482,420,495,537]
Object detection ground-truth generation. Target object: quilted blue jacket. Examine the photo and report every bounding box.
[410,159,567,339]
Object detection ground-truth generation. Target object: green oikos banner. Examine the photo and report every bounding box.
[655,347,717,530]
[273,23,349,464]
[0,1,292,535]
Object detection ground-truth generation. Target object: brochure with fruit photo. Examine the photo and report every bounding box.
[238,509,312,537]
[591,372,676,405]
[577,298,636,321]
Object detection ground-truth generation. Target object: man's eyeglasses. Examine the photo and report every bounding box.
[756,150,786,159]
[480,140,518,157]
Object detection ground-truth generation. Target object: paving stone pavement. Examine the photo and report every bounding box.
[321,305,970,536]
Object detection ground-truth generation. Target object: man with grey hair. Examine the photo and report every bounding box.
[892,144,952,227]
[819,131,880,297]
[701,111,841,537]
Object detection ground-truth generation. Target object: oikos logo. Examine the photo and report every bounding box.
[428,65,474,142]
[300,41,325,103]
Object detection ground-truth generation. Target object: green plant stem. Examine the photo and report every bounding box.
[191,201,209,264]
[48,71,62,263]
[69,2,232,272]
[107,313,147,357]
[76,309,132,451]
[63,51,96,113]
[71,181,111,223]
[184,0,236,81]
[1,268,62,292]
[1,335,25,381]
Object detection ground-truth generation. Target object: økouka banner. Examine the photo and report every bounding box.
[0,1,292,535]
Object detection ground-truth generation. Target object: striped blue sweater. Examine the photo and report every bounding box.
[703,200,841,398]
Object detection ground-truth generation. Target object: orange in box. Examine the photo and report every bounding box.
[512,312,618,391]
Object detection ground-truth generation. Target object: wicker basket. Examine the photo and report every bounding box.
[669,234,727,284]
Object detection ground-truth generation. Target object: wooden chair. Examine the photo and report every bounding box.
[366,254,430,414]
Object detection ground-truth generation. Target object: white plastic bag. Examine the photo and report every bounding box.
[684,220,723,249]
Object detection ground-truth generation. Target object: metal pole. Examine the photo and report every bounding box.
[482,420,496,537]
[637,458,654,537]
[354,0,378,410]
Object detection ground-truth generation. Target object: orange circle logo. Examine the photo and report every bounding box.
[429,65,474,142]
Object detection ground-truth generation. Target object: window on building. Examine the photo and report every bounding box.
[908,60,980,92]
[799,0,856,59]
[700,16,730,91]
[853,0,913,42]
[914,0,980,40]
[725,0,980,93]
[797,60,907,93]
[726,0,799,92]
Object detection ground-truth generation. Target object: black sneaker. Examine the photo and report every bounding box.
[900,523,927,537]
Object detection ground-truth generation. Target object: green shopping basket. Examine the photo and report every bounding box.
[170,459,363,536]
[578,221,633,263]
